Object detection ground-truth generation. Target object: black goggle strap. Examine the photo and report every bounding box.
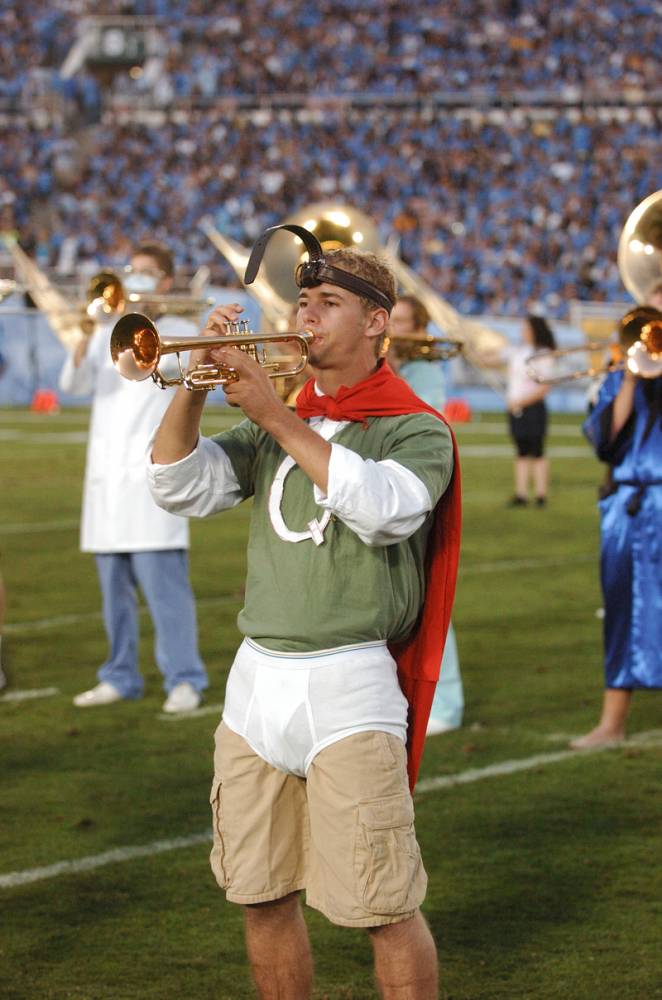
[244,224,324,285]
[299,262,394,314]
[244,223,393,314]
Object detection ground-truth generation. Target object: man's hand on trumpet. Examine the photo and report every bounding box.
[210,343,284,427]
[188,301,246,377]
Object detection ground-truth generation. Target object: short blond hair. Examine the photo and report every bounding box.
[323,248,397,314]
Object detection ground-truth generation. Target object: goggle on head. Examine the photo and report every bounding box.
[244,224,394,315]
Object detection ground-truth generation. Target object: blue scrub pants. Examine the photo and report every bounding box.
[95,550,208,699]
[429,622,464,728]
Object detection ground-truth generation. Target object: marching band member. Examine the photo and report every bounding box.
[59,242,207,713]
[572,320,662,748]
[147,230,461,999]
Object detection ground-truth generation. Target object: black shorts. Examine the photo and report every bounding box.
[508,401,548,458]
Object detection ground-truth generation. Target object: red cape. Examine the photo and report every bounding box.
[297,362,462,790]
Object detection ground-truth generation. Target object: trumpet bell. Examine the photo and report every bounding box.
[627,319,662,377]
[87,271,125,317]
[110,313,161,381]
[618,305,662,350]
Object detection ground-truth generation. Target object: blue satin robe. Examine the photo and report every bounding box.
[583,371,662,689]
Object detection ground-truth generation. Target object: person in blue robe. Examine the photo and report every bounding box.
[572,352,662,748]
[388,295,464,734]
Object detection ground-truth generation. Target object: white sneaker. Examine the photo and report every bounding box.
[162,682,201,714]
[73,682,123,707]
[426,718,460,737]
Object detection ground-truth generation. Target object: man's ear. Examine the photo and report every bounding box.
[364,307,389,341]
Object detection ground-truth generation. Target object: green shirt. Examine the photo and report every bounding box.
[213,413,453,652]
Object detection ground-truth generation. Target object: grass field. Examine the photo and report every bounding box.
[1,406,660,1000]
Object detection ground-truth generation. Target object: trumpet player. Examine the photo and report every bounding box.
[59,242,207,713]
[147,229,461,999]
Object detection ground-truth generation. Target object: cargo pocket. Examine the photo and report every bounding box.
[209,777,229,889]
[354,792,424,916]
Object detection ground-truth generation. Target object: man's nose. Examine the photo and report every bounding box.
[299,304,319,326]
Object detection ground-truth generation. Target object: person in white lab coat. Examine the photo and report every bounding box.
[60,243,207,712]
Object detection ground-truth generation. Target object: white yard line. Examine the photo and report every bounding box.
[0,687,59,703]
[459,444,590,458]
[415,729,662,794]
[0,833,212,890]
[2,729,660,891]
[0,519,79,536]
[0,429,87,444]
[455,422,582,437]
[0,412,88,424]
[157,703,224,722]
[460,553,594,575]
[3,595,238,636]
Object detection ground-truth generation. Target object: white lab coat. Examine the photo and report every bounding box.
[60,314,194,553]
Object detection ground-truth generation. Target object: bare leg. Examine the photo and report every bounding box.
[533,457,549,499]
[570,688,632,748]
[369,910,438,999]
[244,892,313,999]
[514,457,531,499]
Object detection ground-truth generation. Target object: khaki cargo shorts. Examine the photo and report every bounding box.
[209,722,427,928]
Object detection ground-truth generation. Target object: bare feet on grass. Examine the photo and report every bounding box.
[570,727,625,749]
[570,690,631,750]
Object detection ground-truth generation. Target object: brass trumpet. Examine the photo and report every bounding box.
[526,307,662,384]
[110,312,313,390]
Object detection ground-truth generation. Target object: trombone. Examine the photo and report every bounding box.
[526,307,662,384]
[110,312,313,390]
[386,332,463,363]
[86,270,213,320]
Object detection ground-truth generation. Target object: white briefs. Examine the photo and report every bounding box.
[222,638,408,777]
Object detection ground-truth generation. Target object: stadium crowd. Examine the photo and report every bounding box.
[2,1,662,319]
[2,0,661,110]
[3,105,661,318]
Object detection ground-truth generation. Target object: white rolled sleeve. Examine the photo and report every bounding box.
[147,434,244,518]
[313,442,433,546]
